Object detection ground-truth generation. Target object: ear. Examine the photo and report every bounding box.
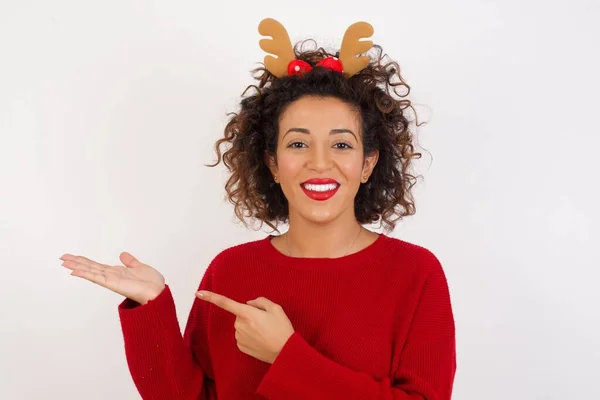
[264,151,279,181]
[361,150,379,183]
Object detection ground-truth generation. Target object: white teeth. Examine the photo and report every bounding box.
[303,183,338,192]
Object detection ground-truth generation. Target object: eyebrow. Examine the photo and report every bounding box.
[283,127,357,141]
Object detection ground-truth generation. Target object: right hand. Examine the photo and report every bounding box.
[60,251,166,305]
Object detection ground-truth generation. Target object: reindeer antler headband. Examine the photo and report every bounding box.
[258,18,375,78]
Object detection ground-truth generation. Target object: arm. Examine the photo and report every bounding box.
[256,268,456,399]
[118,267,217,400]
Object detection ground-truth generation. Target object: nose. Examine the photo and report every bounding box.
[306,144,333,172]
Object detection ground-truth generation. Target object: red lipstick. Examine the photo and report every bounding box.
[300,178,340,201]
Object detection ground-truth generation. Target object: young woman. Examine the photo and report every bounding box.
[61,18,456,399]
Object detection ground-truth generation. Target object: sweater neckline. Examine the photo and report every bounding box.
[261,231,389,268]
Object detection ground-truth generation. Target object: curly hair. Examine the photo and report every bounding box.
[208,41,424,232]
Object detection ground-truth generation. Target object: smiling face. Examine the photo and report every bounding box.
[267,95,379,225]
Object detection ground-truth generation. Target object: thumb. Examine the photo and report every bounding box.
[120,251,143,268]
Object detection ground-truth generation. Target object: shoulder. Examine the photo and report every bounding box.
[385,237,456,341]
[381,234,448,282]
[384,236,454,317]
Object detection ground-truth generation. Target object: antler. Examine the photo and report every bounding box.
[258,18,296,78]
[339,22,374,77]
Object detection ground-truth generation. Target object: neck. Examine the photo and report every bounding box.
[285,211,363,258]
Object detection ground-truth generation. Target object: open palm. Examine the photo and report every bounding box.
[60,251,165,305]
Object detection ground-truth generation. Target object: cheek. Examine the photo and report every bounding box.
[339,158,365,180]
[276,153,303,179]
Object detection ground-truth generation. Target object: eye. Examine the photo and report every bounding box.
[333,141,353,150]
[287,141,307,149]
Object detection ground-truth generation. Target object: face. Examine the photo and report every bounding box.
[268,96,378,224]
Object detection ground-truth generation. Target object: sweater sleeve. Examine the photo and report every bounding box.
[255,266,456,400]
[118,266,217,400]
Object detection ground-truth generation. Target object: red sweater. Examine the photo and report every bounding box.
[118,233,456,399]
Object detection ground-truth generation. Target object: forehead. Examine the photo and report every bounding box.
[279,96,360,130]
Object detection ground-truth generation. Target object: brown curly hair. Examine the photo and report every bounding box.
[208,41,424,232]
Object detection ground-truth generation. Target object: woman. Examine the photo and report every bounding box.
[61,18,456,399]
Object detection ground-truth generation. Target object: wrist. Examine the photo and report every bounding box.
[142,284,165,304]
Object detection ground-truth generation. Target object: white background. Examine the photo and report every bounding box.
[1,1,599,399]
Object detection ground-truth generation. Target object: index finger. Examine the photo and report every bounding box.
[60,254,106,268]
[197,291,249,317]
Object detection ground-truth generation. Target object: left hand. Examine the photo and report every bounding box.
[196,290,295,364]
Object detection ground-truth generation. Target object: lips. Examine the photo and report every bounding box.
[300,178,340,201]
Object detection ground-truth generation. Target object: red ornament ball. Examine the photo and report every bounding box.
[316,56,343,73]
[287,60,313,76]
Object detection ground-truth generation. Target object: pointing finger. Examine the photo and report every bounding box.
[197,291,249,317]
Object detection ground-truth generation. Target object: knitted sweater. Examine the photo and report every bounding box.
[118,233,456,399]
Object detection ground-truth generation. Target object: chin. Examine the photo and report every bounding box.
[306,209,336,223]
[294,201,350,224]
[286,185,357,224]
